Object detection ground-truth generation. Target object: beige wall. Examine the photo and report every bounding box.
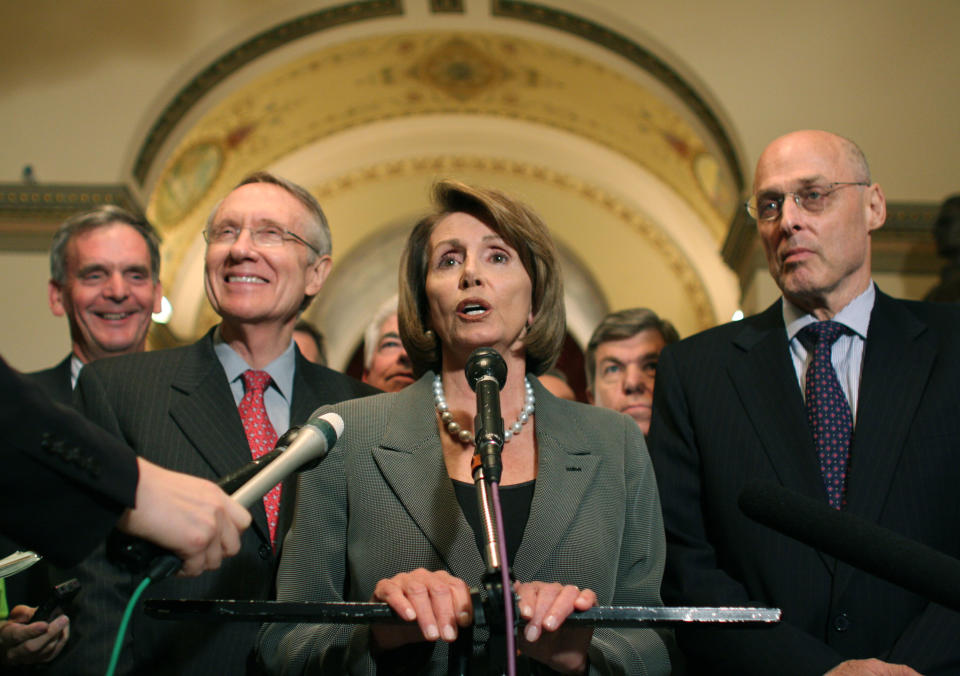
[1,0,956,368]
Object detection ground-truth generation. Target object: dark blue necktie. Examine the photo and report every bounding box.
[801,321,853,510]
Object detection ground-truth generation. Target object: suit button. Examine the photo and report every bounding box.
[258,544,271,560]
[833,612,850,632]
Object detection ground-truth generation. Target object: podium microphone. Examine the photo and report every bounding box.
[739,480,960,612]
[465,347,507,483]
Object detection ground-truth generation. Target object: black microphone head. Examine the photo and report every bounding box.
[465,347,507,391]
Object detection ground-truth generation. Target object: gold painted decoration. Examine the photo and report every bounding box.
[152,140,224,227]
[148,31,737,243]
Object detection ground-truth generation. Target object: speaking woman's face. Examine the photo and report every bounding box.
[424,211,533,365]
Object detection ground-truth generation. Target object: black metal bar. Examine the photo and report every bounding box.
[144,600,780,627]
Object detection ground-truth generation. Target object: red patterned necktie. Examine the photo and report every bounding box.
[238,370,280,546]
[801,321,853,510]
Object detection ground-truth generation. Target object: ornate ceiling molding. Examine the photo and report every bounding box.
[132,0,403,185]
[491,0,742,192]
[0,183,143,251]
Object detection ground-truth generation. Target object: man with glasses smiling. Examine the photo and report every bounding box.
[48,172,376,676]
[648,130,960,675]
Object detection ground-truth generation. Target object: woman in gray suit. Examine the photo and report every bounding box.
[258,181,671,675]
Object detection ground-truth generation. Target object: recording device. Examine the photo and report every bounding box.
[465,347,507,483]
[738,480,960,612]
[109,411,344,580]
[29,578,80,623]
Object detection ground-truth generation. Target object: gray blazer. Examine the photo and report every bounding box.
[258,373,672,675]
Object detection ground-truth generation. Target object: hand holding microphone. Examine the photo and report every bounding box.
[112,410,343,579]
[117,459,251,578]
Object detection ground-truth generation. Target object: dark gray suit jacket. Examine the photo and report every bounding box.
[47,330,377,676]
[257,373,672,675]
[24,355,73,406]
[648,289,960,675]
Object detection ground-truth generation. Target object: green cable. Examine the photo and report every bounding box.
[105,576,153,676]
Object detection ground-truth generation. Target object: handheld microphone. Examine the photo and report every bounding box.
[465,347,507,483]
[738,480,960,612]
[110,411,344,580]
[231,411,343,509]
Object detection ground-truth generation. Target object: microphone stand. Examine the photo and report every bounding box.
[458,366,516,676]
[444,347,517,675]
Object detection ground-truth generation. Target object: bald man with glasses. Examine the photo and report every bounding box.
[648,130,960,675]
[48,172,377,676]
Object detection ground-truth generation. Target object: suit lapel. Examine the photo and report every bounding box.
[53,356,75,405]
[834,292,935,592]
[373,376,486,583]
[727,302,826,500]
[512,378,599,582]
[168,332,271,544]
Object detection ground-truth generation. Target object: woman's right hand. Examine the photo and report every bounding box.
[371,568,473,651]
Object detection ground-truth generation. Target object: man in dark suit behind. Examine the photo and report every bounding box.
[49,172,377,676]
[648,130,960,675]
[25,205,163,404]
[3,206,164,668]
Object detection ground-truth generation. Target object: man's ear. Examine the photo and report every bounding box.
[305,255,332,297]
[865,183,887,235]
[48,280,66,317]
[151,280,164,314]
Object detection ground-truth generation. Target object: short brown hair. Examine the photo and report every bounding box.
[51,205,161,284]
[398,180,565,376]
[585,307,679,391]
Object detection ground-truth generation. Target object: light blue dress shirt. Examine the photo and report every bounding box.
[213,328,296,437]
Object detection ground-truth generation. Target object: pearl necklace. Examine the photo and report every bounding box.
[433,374,535,445]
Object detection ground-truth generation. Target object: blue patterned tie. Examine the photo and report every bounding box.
[801,321,853,510]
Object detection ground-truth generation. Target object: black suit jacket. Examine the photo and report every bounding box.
[47,331,377,676]
[648,289,960,675]
[24,355,73,406]
[0,357,137,567]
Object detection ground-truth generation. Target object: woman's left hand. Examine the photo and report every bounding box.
[514,581,596,675]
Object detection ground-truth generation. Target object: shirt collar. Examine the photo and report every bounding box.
[70,355,85,389]
[783,282,875,342]
[212,326,297,401]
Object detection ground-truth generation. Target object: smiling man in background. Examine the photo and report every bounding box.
[26,206,163,403]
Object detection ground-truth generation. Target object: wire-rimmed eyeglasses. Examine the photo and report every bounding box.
[745,182,869,221]
[202,224,321,256]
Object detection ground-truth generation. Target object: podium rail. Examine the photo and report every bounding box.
[145,599,781,627]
